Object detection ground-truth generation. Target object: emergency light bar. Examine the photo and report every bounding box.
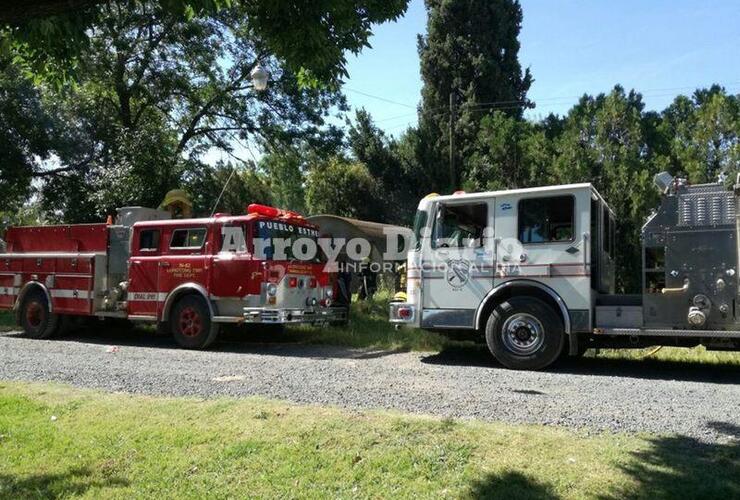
[247,204,305,221]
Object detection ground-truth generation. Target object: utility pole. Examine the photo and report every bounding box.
[449,91,456,190]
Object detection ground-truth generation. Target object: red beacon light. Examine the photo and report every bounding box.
[453,190,466,195]
[247,203,305,221]
[247,204,280,218]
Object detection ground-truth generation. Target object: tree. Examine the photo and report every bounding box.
[465,111,555,191]
[2,0,409,85]
[417,0,532,190]
[305,157,380,220]
[28,1,351,221]
[184,161,272,216]
[551,86,658,293]
[260,149,307,214]
[0,64,56,211]
[658,86,739,183]
[347,109,419,224]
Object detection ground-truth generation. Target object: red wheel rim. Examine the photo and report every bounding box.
[179,307,203,337]
[26,301,44,328]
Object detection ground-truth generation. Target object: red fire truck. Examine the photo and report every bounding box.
[0,204,345,349]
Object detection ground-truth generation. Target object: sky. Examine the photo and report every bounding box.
[342,0,740,136]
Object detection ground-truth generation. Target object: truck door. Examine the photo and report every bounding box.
[491,191,592,320]
[128,228,162,318]
[157,227,209,312]
[421,199,495,328]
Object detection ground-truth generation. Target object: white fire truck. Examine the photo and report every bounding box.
[390,174,740,370]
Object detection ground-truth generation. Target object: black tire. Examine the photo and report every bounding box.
[485,296,564,370]
[170,295,219,349]
[19,290,59,339]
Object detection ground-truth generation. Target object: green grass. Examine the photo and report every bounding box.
[0,310,14,332]
[0,382,737,499]
[284,291,448,352]
[588,345,740,365]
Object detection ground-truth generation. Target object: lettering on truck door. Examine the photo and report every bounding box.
[128,228,162,317]
[157,227,209,313]
[421,199,496,328]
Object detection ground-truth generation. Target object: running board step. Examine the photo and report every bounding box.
[594,328,740,339]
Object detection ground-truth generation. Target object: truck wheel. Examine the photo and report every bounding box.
[485,297,564,370]
[171,295,219,349]
[19,290,59,339]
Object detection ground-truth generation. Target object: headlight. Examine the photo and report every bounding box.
[326,288,333,298]
[266,283,277,296]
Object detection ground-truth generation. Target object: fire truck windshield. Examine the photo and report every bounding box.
[256,220,323,262]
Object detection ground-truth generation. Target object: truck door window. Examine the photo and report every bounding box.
[170,228,207,249]
[432,203,487,248]
[518,195,574,244]
[139,229,160,252]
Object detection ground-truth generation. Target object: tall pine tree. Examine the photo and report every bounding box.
[417,0,532,191]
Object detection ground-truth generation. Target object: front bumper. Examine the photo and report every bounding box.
[389,302,416,324]
[241,306,347,324]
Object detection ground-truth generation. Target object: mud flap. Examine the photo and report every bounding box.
[568,331,579,356]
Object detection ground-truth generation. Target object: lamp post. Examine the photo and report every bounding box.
[208,62,269,216]
[250,63,269,91]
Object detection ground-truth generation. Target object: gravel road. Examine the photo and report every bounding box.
[1,329,739,442]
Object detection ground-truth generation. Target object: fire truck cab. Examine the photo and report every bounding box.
[1,204,345,349]
[390,176,740,370]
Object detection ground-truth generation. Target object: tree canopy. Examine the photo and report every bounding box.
[417,0,532,190]
[1,0,409,85]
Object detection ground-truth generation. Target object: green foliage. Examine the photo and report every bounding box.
[260,149,308,214]
[10,0,352,221]
[658,86,740,183]
[0,64,57,210]
[466,111,556,191]
[305,157,381,219]
[2,0,409,86]
[348,109,420,224]
[417,0,532,190]
[183,161,272,216]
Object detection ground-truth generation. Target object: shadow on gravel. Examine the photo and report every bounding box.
[1,322,406,360]
[421,345,740,385]
[604,421,739,498]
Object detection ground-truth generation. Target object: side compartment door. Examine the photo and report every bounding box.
[421,199,495,328]
[128,228,162,317]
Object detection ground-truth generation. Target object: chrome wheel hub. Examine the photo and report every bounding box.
[501,313,544,355]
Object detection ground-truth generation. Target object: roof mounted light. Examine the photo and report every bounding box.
[247,204,280,218]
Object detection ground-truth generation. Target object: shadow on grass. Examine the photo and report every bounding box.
[0,467,129,498]
[466,471,556,499]
[421,344,740,384]
[603,421,739,499]
[464,423,739,499]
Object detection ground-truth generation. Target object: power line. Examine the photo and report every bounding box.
[344,87,417,109]
[345,81,740,113]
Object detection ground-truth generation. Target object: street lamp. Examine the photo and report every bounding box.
[250,63,269,91]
